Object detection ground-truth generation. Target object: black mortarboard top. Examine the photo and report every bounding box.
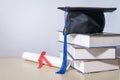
[58,7,116,12]
[58,7,117,34]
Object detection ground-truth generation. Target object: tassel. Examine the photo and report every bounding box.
[56,7,68,74]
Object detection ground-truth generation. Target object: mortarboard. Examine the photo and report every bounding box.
[58,7,116,34]
[56,7,117,74]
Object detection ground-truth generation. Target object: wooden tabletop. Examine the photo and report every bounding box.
[0,57,120,80]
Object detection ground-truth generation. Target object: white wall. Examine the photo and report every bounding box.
[0,0,120,56]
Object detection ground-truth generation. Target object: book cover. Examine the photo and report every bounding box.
[68,44,116,59]
[58,31,120,47]
[60,52,119,73]
[73,59,119,73]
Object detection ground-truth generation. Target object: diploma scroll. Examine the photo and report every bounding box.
[22,52,71,70]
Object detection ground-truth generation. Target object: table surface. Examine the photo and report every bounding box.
[0,57,120,80]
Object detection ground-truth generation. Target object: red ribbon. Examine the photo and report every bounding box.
[38,51,52,68]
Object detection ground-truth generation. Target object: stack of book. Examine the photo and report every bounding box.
[58,31,120,73]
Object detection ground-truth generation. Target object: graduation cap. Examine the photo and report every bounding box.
[56,7,117,74]
[58,7,116,34]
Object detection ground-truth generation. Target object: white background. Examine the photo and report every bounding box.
[0,0,120,56]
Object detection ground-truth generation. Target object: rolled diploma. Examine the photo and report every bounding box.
[22,52,71,69]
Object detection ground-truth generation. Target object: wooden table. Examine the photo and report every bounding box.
[0,57,120,80]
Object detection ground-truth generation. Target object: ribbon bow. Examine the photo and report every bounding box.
[38,51,52,68]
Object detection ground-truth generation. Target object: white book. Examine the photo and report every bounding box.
[73,59,119,73]
[68,44,116,59]
[60,52,119,73]
[58,31,120,47]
